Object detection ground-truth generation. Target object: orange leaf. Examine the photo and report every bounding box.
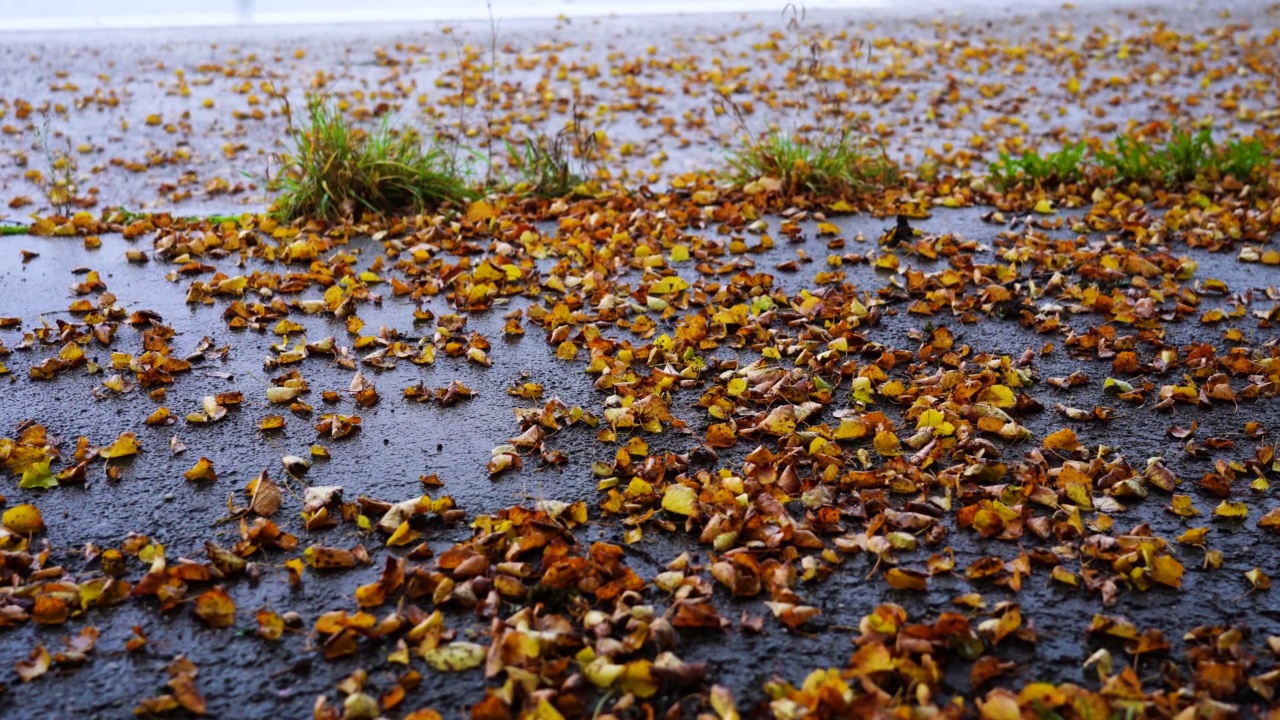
[193,587,236,629]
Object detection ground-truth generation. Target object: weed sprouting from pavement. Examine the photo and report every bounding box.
[270,96,472,221]
[483,0,501,187]
[1095,134,1161,185]
[726,130,898,198]
[1096,128,1272,187]
[36,116,80,215]
[721,7,897,199]
[1219,137,1271,182]
[1160,128,1215,183]
[989,141,1088,189]
[504,104,600,198]
[990,130,1272,191]
[505,133,582,198]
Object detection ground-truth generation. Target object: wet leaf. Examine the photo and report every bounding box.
[2,504,45,534]
[193,587,236,629]
[1043,428,1082,454]
[183,457,218,482]
[256,608,284,640]
[18,459,56,489]
[1214,500,1248,520]
[885,567,928,591]
[99,431,140,459]
[1246,568,1271,591]
[16,644,51,682]
[247,470,282,517]
[661,484,700,516]
[422,642,486,672]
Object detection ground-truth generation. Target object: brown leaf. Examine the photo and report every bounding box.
[247,470,282,517]
[167,656,207,715]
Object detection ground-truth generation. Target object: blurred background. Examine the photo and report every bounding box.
[5,0,907,30]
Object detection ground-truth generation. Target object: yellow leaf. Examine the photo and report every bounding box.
[649,276,689,295]
[266,386,300,404]
[979,690,1022,720]
[1246,567,1271,591]
[1043,428,1081,453]
[850,376,875,406]
[618,660,658,698]
[915,409,955,436]
[884,568,928,591]
[530,699,566,720]
[422,642,486,672]
[1169,495,1200,517]
[1214,500,1248,520]
[183,457,218,482]
[874,430,901,457]
[465,200,495,223]
[2,504,45,534]
[387,520,421,547]
[99,431,140,459]
[977,385,1015,408]
[662,484,698,516]
[710,686,739,720]
[304,545,357,569]
[757,406,798,435]
[1150,555,1183,589]
[834,418,867,440]
[583,657,625,688]
[1050,566,1078,586]
[1177,527,1209,545]
[1018,683,1067,709]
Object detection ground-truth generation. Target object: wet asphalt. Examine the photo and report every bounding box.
[2,1,1280,717]
[1,206,1278,716]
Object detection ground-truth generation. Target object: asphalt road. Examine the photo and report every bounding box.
[2,2,1280,718]
[2,207,1278,716]
[2,0,1275,217]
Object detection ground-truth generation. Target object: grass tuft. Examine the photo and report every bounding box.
[1159,128,1214,183]
[504,119,599,198]
[989,130,1272,191]
[726,130,899,199]
[1096,128,1271,186]
[1094,134,1161,185]
[271,96,473,222]
[989,141,1087,189]
[1218,137,1271,183]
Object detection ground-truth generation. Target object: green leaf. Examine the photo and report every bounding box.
[19,459,58,490]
